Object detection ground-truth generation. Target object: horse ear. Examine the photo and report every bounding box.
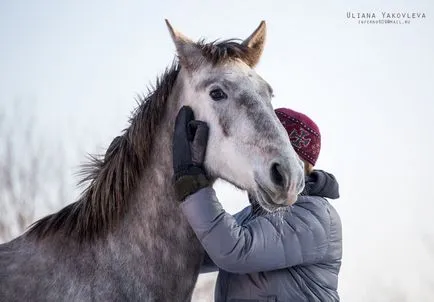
[242,21,267,67]
[165,19,201,70]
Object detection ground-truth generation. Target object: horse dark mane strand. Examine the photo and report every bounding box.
[27,39,250,242]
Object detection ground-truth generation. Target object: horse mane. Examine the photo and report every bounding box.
[197,38,252,66]
[27,39,250,242]
[27,61,180,241]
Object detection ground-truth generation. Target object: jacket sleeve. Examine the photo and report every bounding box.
[199,206,252,274]
[181,187,331,274]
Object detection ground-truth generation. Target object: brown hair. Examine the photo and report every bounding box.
[303,160,314,175]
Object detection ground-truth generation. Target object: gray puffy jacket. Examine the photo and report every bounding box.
[181,170,342,302]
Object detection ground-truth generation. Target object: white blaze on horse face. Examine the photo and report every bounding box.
[180,60,305,209]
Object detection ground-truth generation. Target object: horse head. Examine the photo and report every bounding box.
[166,20,305,210]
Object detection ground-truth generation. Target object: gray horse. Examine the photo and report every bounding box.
[0,20,305,301]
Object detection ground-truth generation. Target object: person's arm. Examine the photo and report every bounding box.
[181,187,331,274]
[198,205,252,274]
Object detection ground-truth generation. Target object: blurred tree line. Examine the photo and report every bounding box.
[0,101,68,242]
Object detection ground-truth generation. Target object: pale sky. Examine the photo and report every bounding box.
[1,0,434,300]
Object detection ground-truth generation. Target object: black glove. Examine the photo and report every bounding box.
[172,106,210,201]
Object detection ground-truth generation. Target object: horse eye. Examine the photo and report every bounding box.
[209,89,227,101]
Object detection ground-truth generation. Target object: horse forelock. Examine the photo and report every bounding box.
[27,62,181,242]
[197,39,255,67]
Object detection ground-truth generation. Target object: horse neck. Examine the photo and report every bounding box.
[99,79,203,298]
[109,76,199,252]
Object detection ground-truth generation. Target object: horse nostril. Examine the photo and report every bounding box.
[270,162,288,189]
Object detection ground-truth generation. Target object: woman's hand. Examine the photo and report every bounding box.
[172,106,210,201]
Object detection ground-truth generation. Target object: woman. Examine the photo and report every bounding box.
[172,106,342,301]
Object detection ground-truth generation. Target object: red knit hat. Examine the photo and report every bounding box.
[275,108,321,166]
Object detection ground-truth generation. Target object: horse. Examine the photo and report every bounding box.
[0,20,305,301]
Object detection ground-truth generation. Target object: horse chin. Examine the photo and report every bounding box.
[253,188,292,213]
